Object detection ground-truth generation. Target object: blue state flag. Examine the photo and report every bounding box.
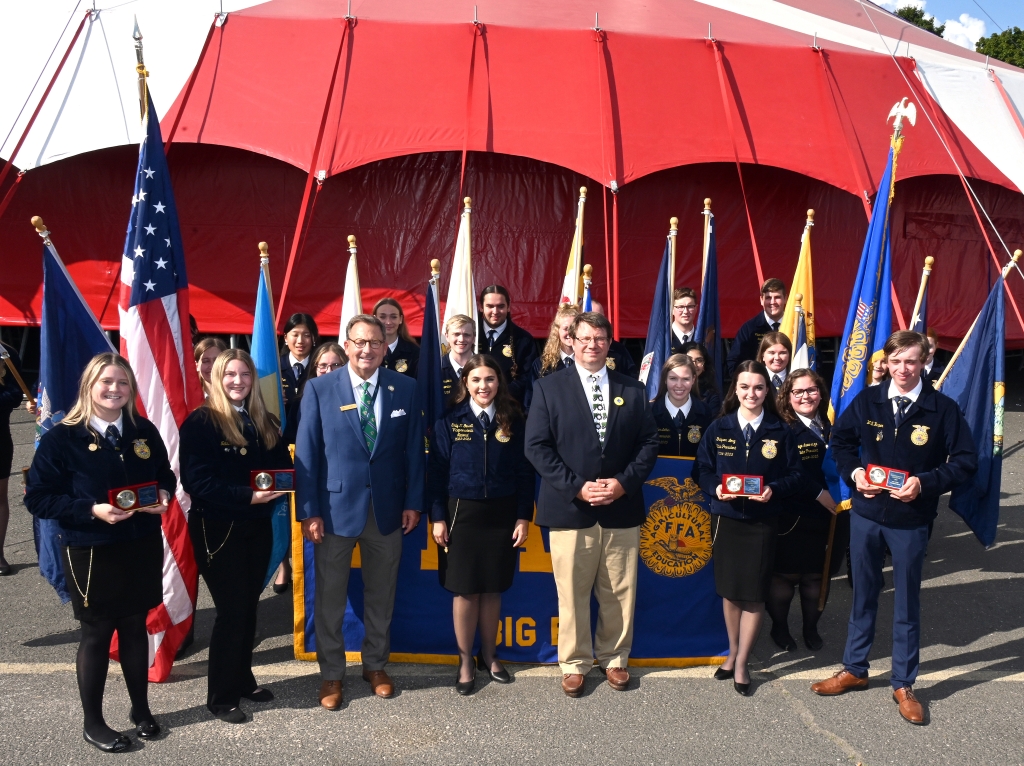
[695,211,725,388]
[941,276,1005,546]
[829,142,898,506]
[35,239,117,601]
[639,239,672,400]
[417,277,444,464]
[251,264,290,587]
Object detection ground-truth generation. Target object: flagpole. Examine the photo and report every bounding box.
[937,249,1021,390]
[430,258,442,357]
[576,188,587,305]
[668,217,678,298]
[462,197,479,353]
[133,17,149,119]
[701,199,712,282]
[583,264,593,308]
[910,256,934,330]
[259,241,286,407]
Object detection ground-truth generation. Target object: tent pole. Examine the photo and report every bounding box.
[276,21,351,328]
[612,190,620,341]
[602,185,611,315]
[0,9,91,201]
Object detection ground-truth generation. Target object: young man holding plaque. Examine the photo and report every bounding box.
[295,314,424,710]
[525,312,659,697]
[26,353,175,752]
[180,349,293,724]
[811,331,976,724]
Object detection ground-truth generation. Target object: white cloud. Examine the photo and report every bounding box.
[875,0,926,11]
[942,13,986,49]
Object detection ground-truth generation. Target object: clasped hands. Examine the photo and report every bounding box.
[577,478,625,506]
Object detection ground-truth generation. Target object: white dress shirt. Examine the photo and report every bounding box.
[347,365,382,425]
[769,368,788,386]
[468,400,496,422]
[665,395,692,420]
[560,350,574,364]
[764,311,781,330]
[388,338,399,354]
[736,409,765,435]
[887,377,923,415]
[483,319,508,349]
[288,353,309,371]
[90,413,124,439]
[449,352,468,378]
[672,325,694,346]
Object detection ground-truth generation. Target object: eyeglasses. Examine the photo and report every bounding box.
[674,304,696,312]
[347,338,384,350]
[316,362,342,372]
[791,387,820,398]
[574,335,609,346]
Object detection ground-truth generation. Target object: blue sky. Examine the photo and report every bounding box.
[878,0,1024,49]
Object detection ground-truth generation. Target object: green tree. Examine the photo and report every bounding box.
[895,6,945,36]
[976,27,1024,69]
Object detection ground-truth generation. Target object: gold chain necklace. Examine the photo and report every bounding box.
[202,519,234,564]
[66,547,94,608]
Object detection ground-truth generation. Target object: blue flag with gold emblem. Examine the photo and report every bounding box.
[941,275,1004,546]
[829,142,899,505]
[640,239,672,399]
[695,209,725,388]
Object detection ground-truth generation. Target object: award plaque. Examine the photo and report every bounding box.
[865,464,908,491]
[250,469,296,492]
[722,474,764,497]
[107,481,160,511]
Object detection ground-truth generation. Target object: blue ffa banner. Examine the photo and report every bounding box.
[292,457,727,664]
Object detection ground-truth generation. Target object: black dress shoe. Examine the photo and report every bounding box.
[713,666,734,681]
[476,653,512,683]
[130,711,161,739]
[243,687,275,702]
[209,706,247,724]
[733,680,753,697]
[770,628,797,652]
[83,729,132,753]
[803,630,824,651]
[455,673,476,696]
[272,580,289,595]
[0,560,11,576]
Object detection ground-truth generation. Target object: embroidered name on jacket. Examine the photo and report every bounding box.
[451,423,475,442]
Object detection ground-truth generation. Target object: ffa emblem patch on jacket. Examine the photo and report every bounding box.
[606,358,616,370]
[687,425,702,444]
[133,439,151,459]
[502,344,513,358]
[910,425,930,446]
[761,439,778,459]
[395,359,408,373]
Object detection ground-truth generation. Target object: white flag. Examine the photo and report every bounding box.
[444,198,478,347]
[339,236,363,333]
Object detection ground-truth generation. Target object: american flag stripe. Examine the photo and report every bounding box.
[113,92,204,682]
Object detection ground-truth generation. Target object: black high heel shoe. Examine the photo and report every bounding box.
[476,653,512,684]
[770,627,797,652]
[455,660,476,696]
[84,728,132,753]
[803,629,823,651]
[130,711,161,739]
[733,667,753,696]
[713,666,734,681]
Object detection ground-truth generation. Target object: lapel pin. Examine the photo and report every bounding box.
[388,385,395,391]
[613,396,624,406]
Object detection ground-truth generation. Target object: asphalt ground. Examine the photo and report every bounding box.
[2,406,1023,765]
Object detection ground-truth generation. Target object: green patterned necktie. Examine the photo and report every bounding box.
[359,381,377,452]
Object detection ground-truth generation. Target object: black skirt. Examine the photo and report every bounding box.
[438,495,519,595]
[0,413,13,479]
[711,514,778,602]
[62,530,164,622]
[774,510,850,576]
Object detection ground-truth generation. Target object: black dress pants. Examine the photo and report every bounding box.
[189,515,272,710]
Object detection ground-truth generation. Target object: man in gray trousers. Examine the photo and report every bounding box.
[294,314,424,709]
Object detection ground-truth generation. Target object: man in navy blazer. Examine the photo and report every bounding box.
[525,312,659,697]
[295,314,424,710]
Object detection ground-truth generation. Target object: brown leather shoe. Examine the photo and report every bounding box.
[810,670,869,696]
[605,667,630,691]
[319,680,343,710]
[561,673,585,698]
[893,687,926,725]
[362,669,395,698]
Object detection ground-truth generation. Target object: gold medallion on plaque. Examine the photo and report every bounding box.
[640,476,712,578]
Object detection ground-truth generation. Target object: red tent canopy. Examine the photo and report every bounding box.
[2,0,1022,345]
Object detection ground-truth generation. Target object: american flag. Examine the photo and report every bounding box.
[117,93,204,682]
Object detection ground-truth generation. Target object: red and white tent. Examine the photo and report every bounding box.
[2,0,1023,343]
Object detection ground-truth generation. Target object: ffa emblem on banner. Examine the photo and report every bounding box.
[687,425,701,444]
[395,359,408,373]
[910,425,929,446]
[761,439,778,459]
[133,439,151,459]
[640,476,712,577]
[606,358,616,370]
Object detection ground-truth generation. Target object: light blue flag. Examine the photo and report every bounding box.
[251,265,290,588]
[829,141,899,507]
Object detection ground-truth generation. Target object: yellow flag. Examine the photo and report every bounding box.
[559,187,587,306]
[780,211,815,362]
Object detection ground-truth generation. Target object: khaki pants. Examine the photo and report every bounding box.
[549,524,640,675]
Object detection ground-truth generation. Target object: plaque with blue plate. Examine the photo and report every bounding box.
[107,481,160,511]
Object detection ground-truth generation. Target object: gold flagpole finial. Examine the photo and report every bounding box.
[704,198,712,212]
[669,217,679,234]
[924,255,934,270]
[258,242,269,262]
[583,264,593,281]
[579,187,587,198]
[31,216,47,234]
[347,235,357,252]
[806,209,815,226]
[430,259,441,277]
[463,197,472,210]
[795,292,804,309]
